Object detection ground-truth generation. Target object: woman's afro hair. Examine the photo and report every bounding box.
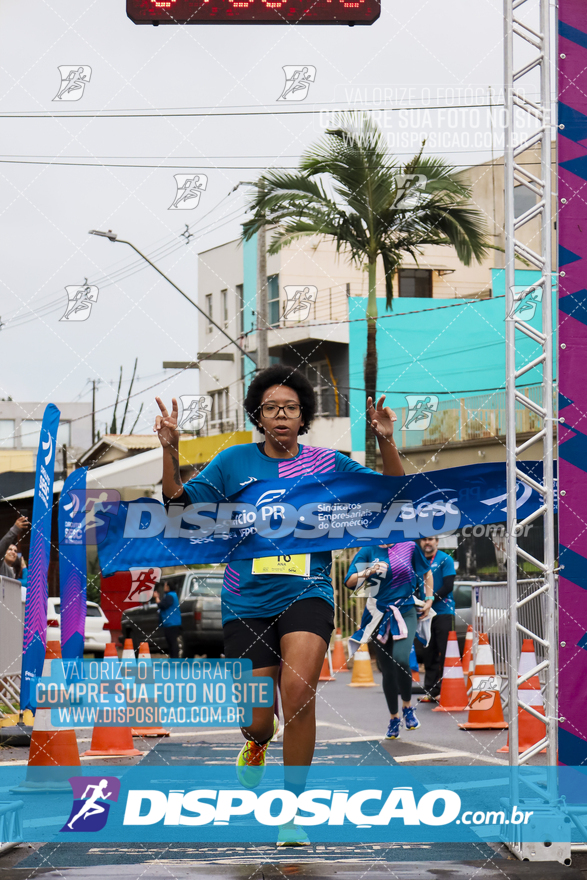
[244,365,315,435]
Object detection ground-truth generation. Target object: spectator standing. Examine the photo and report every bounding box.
[154,581,183,658]
[0,516,29,579]
[418,536,456,702]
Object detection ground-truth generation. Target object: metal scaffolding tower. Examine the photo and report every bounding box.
[503,0,558,851]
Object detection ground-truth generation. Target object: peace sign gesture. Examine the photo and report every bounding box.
[154,397,179,449]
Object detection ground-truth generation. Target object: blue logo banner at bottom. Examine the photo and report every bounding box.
[3,766,582,844]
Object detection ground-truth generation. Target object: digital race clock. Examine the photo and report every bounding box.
[127,0,379,25]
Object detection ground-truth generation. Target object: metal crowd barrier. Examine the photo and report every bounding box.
[473,578,547,685]
[0,800,23,854]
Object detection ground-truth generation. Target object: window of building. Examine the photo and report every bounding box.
[267,274,280,326]
[221,289,228,328]
[211,389,230,428]
[206,293,213,333]
[514,185,536,218]
[0,419,15,448]
[236,284,244,333]
[21,420,71,448]
[398,268,432,298]
[303,361,336,417]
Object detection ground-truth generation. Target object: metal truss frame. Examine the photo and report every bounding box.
[503,0,557,784]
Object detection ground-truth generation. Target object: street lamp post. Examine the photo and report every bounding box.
[88,229,257,368]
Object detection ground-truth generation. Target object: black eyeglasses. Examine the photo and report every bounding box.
[260,403,302,419]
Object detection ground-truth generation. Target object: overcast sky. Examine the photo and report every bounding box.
[0,0,518,436]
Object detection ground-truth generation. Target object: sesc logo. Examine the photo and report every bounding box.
[62,776,121,832]
[123,787,461,828]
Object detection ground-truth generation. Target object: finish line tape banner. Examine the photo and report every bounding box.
[1,766,581,844]
[97,461,544,575]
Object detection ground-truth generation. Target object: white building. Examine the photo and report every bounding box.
[194,148,552,463]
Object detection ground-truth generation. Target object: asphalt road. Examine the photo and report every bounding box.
[0,664,532,769]
[0,665,569,876]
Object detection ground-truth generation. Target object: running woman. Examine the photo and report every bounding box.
[154,366,403,844]
[345,542,433,740]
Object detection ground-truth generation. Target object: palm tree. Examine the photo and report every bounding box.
[242,112,490,469]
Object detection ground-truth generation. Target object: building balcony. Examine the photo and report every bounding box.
[397,386,551,450]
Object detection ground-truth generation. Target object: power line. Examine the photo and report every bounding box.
[0,159,298,169]
[0,101,506,120]
[1,203,247,330]
[0,158,547,171]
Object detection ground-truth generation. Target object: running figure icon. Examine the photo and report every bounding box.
[178,395,213,431]
[277,66,316,102]
[282,285,318,322]
[403,394,439,431]
[169,174,208,210]
[60,282,99,322]
[125,567,161,603]
[67,780,112,830]
[53,66,92,102]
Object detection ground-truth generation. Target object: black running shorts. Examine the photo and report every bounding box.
[223,597,335,669]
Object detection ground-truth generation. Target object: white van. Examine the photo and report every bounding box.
[46,598,111,657]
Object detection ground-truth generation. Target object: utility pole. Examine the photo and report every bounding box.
[91,379,96,444]
[256,179,269,371]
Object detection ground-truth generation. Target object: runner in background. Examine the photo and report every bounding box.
[344,543,433,740]
[154,365,403,846]
[418,536,456,702]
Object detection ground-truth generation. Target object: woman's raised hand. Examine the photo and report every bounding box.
[367,395,397,440]
[154,397,180,449]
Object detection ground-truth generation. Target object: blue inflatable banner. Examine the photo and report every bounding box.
[97,461,543,575]
[58,467,88,659]
[20,403,60,712]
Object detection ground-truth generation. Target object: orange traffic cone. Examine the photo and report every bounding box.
[84,643,143,756]
[319,648,335,681]
[122,638,135,660]
[459,633,508,729]
[462,626,474,690]
[132,642,169,736]
[331,629,349,673]
[497,639,546,754]
[348,643,376,687]
[433,631,468,712]
[12,640,80,792]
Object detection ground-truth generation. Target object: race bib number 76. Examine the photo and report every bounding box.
[251,554,310,577]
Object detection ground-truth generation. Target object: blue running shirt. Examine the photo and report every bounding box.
[345,543,431,609]
[429,550,456,615]
[182,444,374,623]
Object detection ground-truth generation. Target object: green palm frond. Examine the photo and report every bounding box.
[242,111,490,309]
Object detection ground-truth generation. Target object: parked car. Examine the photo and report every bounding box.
[47,598,111,657]
[120,569,224,658]
[453,580,474,652]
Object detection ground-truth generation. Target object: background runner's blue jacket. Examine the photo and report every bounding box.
[181,443,374,624]
[159,590,182,627]
[429,550,456,615]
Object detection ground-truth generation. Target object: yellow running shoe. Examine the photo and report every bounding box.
[236,715,279,789]
[277,820,311,847]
